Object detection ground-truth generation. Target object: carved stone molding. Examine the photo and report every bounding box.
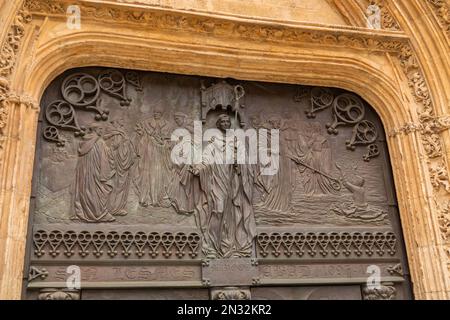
[395,43,449,160]
[210,287,251,300]
[22,1,443,161]
[426,0,450,38]
[37,288,80,300]
[24,0,408,53]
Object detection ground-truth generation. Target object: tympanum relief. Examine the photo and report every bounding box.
[37,68,392,232]
[28,67,411,299]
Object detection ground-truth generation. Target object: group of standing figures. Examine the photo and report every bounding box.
[72,109,338,258]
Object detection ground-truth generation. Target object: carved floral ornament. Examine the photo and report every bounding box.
[367,0,401,31]
[426,0,450,38]
[0,3,32,157]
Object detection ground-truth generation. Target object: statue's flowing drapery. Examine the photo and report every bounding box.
[195,135,256,258]
[134,118,173,207]
[74,132,115,222]
[106,129,136,216]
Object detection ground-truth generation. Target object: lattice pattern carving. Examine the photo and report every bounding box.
[33,229,201,259]
[257,232,397,258]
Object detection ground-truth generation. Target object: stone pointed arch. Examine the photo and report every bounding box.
[0,0,449,299]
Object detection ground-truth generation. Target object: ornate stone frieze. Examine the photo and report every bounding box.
[24,0,408,53]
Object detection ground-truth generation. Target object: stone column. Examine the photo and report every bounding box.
[0,80,39,299]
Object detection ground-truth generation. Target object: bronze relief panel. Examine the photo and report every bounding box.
[24,67,412,300]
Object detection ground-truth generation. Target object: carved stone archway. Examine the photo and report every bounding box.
[0,0,449,299]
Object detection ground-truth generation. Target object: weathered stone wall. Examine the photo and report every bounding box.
[0,0,449,299]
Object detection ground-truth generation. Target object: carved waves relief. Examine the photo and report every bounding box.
[37,69,392,238]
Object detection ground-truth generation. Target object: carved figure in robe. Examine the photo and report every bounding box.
[167,112,196,214]
[250,115,271,198]
[104,120,136,216]
[134,110,173,207]
[73,123,115,222]
[191,114,256,259]
[259,116,295,212]
[291,123,338,195]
